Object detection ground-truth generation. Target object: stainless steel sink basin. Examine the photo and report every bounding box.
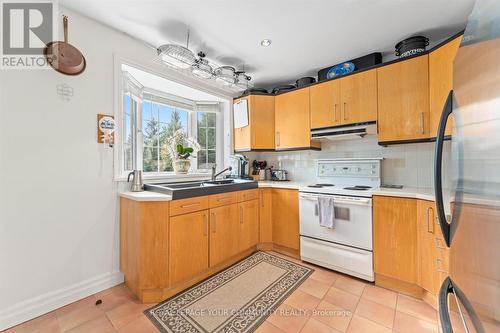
[203,179,235,185]
[144,178,256,199]
[163,181,209,189]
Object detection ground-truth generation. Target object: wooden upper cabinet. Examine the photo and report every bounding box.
[234,95,275,151]
[169,210,209,285]
[429,36,461,137]
[272,189,300,251]
[310,79,341,128]
[275,88,319,150]
[340,69,378,124]
[377,55,430,143]
[310,69,377,129]
[373,196,418,284]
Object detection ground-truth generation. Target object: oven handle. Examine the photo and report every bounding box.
[299,194,372,206]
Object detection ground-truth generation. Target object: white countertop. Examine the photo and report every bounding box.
[372,187,436,201]
[119,181,439,203]
[257,181,437,201]
[257,181,307,190]
[119,191,172,202]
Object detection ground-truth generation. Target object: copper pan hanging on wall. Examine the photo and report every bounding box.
[44,15,86,75]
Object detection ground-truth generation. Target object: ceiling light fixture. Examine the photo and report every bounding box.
[260,39,272,47]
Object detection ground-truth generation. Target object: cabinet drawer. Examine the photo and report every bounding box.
[170,197,209,216]
[209,192,238,208]
[237,189,259,202]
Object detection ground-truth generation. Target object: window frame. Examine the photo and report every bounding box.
[114,56,231,181]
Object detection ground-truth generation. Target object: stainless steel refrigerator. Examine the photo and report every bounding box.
[434,0,500,332]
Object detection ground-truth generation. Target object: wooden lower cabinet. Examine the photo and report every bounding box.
[120,198,169,301]
[209,203,239,267]
[417,199,450,295]
[121,188,303,302]
[373,196,418,285]
[238,199,259,252]
[259,188,273,244]
[374,196,450,305]
[272,189,300,251]
[169,210,209,285]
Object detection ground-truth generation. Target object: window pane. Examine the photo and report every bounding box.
[160,147,173,172]
[207,113,216,127]
[178,109,189,129]
[123,144,132,171]
[143,146,159,172]
[124,113,131,145]
[198,128,207,148]
[159,104,173,123]
[142,101,152,120]
[207,128,216,149]
[208,150,216,164]
[197,112,207,127]
[123,94,131,114]
[197,150,207,169]
[143,118,160,147]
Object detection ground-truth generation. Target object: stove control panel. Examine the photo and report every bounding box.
[317,160,381,178]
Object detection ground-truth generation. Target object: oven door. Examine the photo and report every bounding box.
[299,192,373,250]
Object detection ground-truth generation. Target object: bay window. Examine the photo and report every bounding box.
[119,66,224,178]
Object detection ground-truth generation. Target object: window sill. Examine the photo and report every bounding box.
[114,172,211,183]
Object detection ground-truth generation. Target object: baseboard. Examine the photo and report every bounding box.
[0,271,124,331]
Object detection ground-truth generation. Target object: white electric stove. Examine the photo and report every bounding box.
[299,158,382,282]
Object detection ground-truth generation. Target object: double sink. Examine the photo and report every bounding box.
[144,178,258,199]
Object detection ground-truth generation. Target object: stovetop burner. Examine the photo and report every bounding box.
[343,185,372,191]
[307,183,335,188]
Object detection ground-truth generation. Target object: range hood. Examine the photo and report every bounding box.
[310,122,377,141]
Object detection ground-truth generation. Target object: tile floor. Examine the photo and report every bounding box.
[3,252,441,333]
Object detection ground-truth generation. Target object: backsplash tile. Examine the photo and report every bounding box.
[245,135,452,189]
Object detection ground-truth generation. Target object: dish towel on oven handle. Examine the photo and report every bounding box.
[318,196,335,228]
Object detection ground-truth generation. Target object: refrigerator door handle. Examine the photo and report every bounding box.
[434,90,453,247]
[438,277,485,333]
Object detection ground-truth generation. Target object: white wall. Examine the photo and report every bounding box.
[0,7,231,330]
[246,136,452,188]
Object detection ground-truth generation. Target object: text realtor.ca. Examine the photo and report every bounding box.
[1,1,58,69]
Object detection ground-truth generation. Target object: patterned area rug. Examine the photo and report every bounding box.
[145,251,313,333]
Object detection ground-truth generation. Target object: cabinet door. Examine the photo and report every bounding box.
[373,196,417,284]
[169,210,209,284]
[259,188,273,243]
[209,204,239,267]
[340,69,378,124]
[377,55,430,142]
[233,98,251,151]
[238,199,259,252]
[429,36,461,137]
[275,88,313,149]
[249,95,275,149]
[272,189,300,250]
[310,80,341,128]
[417,200,439,294]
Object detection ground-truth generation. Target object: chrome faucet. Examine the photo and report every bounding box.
[211,165,232,181]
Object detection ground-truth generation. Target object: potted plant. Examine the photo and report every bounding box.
[165,129,200,174]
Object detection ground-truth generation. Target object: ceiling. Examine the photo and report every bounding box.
[62,0,475,89]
